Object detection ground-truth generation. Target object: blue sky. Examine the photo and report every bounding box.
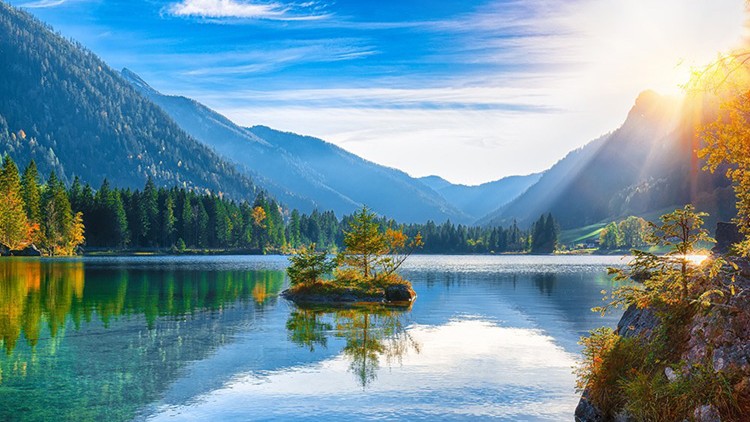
[12,0,748,184]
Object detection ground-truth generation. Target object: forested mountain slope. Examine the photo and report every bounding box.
[122,69,470,223]
[481,91,734,229]
[0,2,256,199]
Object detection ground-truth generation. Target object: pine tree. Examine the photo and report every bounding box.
[340,206,386,279]
[142,177,159,246]
[21,160,41,230]
[0,156,32,249]
[161,194,176,247]
[41,172,74,255]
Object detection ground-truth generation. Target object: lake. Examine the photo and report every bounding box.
[0,255,627,421]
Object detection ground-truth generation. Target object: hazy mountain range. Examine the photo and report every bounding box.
[0,1,735,230]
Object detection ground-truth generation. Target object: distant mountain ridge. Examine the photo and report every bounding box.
[418,173,543,222]
[0,2,257,199]
[121,68,485,223]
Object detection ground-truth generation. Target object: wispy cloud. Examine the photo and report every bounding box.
[192,85,558,112]
[182,45,377,76]
[167,0,329,21]
[18,0,69,8]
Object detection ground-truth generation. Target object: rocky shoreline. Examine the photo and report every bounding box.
[281,282,417,307]
[575,257,750,422]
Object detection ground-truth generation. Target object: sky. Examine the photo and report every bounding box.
[11,0,749,185]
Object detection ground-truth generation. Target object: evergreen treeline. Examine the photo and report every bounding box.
[401,220,531,254]
[71,178,288,252]
[2,156,560,254]
[530,213,559,253]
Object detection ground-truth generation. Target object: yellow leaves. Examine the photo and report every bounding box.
[66,212,85,254]
[251,206,266,228]
[385,228,406,249]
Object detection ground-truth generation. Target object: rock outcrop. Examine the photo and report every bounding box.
[575,305,663,421]
[281,282,417,307]
[714,222,742,254]
[575,257,750,421]
[10,244,42,257]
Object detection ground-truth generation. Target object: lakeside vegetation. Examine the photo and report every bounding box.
[575,55,750,421]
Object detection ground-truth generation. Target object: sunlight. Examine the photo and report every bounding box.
[684,254,710,266]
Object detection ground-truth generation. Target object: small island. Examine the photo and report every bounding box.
[281,206,422,306]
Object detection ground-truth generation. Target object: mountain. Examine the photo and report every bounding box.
[418,173,543,222]
[480,91,735,229]
[0,2,256,199]
[121,69,470,223]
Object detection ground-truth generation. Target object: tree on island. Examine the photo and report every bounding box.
[284,206,422,302]
[338,206,423,282]
[287,243,336,286]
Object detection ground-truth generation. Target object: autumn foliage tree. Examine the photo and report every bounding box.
[700,87,750,256]
[338,206,422,282]
[0,156,83,255]
[0,156,34,249]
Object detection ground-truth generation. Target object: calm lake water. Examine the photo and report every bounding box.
[0,255,627,421]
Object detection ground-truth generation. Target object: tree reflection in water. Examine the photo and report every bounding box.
[286,304,420,388]
[0,259,285,355]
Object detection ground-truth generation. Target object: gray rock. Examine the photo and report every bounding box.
[664,367,677,382]
[617,305,660,339]
[0,243,9,256]
[10,244,42,257]
[613,409,634,422]
[574,392,603,422]
[713,222,742,254]
[694,404,721,422]
[384,284,415,302]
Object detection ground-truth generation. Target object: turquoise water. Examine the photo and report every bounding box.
[0,255,626,421]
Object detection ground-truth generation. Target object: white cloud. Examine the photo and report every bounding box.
[162,0,748,184]
[18,0,69,8]
[168,0,328,21]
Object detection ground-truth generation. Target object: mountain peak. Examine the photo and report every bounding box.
[121,68,157,95]
[626,89,680,124]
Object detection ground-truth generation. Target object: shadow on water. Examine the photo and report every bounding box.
[286,304,419,389]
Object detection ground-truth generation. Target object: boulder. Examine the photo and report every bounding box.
[385,284,416,302]
[574,391,604,422]
[694,405,721,422]
[616,305,660,339]
[713,222,742,254]
[11,244,42,257]
[0,243,9,256]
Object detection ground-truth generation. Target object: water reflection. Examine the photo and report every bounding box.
[0,258,285,422]
[0,255,626,422]
[0,259,284,355]
[286,305,419,388]
[149,317,578,421]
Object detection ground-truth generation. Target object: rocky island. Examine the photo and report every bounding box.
[281,206,422,308]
